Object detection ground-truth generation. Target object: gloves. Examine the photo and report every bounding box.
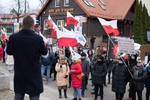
[64,75,68,78]
[60,65,62,68]
[70,70,74,74]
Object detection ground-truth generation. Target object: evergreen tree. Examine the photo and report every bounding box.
[133,0,143,43]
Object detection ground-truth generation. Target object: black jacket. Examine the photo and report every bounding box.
[92,63,107,85]
[6,28,47,96]
[41,52,54,66]
[112,63,128,93]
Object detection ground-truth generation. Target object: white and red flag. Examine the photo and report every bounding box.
[46,15,58,36]
[66,11,79,25]
[97,17,120,36]
[1,28,7,40]
[57,29,77,47]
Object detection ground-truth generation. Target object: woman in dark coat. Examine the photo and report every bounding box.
[92,55,107,100]
[112,58,128,100]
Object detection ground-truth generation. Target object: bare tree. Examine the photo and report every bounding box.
[39,0,47,7]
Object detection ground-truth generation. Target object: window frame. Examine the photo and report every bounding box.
[64,0,69,7]
[57,20,65,31]
[55,0,60,7]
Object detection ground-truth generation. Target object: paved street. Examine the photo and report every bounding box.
[0,60,146,100]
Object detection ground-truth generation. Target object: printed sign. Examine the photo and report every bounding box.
[118,38,135,54]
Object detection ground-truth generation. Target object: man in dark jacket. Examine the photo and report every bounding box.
[6,15,48,100]
[130,58,147,100]
[81,52,90,97]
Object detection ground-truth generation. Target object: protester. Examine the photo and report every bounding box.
[130,58,147,100]
[90,36,96,49]
[92,55,107,100]
[87,49,93,80]
[145,61,150,100]
[41,47,54,85]
[0,44,3,60]
[127,54,137,100]
[70,56,82,100]
[78,47,83,55]
[51,49,64,81]
[6,15,48,100]
[55,55,70,98]
[80,52,90,97]
[1,40,6,63]
[112,58,129,100]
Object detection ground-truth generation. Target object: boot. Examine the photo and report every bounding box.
[101,97,103,100]
[71,98,77,100]
[59,90,62,98]
[78,98,82,100]
[64,89,67,98]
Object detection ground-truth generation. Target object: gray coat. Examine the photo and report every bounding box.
[81,57,90,79]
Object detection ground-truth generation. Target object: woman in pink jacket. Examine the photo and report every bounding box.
[70,56,82,100]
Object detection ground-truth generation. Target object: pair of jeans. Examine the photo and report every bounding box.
[73,88,81,99]
[41,65,51,82]
[81,78,86,95]
[14,93,40,100]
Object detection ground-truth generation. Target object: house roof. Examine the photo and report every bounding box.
[36,0,135,20]
[36,0,50,18]
[75,0,135,20]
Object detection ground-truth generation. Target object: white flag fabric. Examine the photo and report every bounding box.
[69,46,81,60]
[75,31,86,46]
[134,43,141,50]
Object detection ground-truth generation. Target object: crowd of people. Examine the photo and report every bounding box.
[0,15,150,100]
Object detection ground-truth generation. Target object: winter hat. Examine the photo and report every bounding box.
[81,52,86,56]
[72,56,80,61]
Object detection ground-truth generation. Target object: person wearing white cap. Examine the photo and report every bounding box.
[70,56,82,100]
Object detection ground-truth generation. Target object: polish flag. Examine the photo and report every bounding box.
[46,15,58,36]
[57,30,77,47]
[66,11,79,25]
[97,17,120,36]
[1,28,7,40]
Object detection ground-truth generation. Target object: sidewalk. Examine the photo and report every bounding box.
[0,60,147,100]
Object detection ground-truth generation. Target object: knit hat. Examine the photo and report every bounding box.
[81,52,86,56]
[72,56,80,61]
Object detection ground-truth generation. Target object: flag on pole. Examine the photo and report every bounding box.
[1,28,7,40]
[57,29,77,47]
[66,11,79,25]
[97,17,120,36]
[46,15,58,36]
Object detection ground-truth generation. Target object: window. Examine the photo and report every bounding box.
[64,0,69,6]
[102,35,108,43]
[55,0,60,7]
[57,20,64,31]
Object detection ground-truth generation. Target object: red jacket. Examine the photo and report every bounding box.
[71,61,82,88]
[0,47,3,60]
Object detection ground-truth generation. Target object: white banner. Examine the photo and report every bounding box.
[75,31,86,46]
[118,38,135,54]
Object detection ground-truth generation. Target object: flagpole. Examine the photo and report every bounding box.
[107,34,133,77]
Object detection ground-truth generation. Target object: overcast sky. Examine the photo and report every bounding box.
[0,0,40,13]
[0,0,150,14]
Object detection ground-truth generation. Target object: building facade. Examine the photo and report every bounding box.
[37,0,135,47]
